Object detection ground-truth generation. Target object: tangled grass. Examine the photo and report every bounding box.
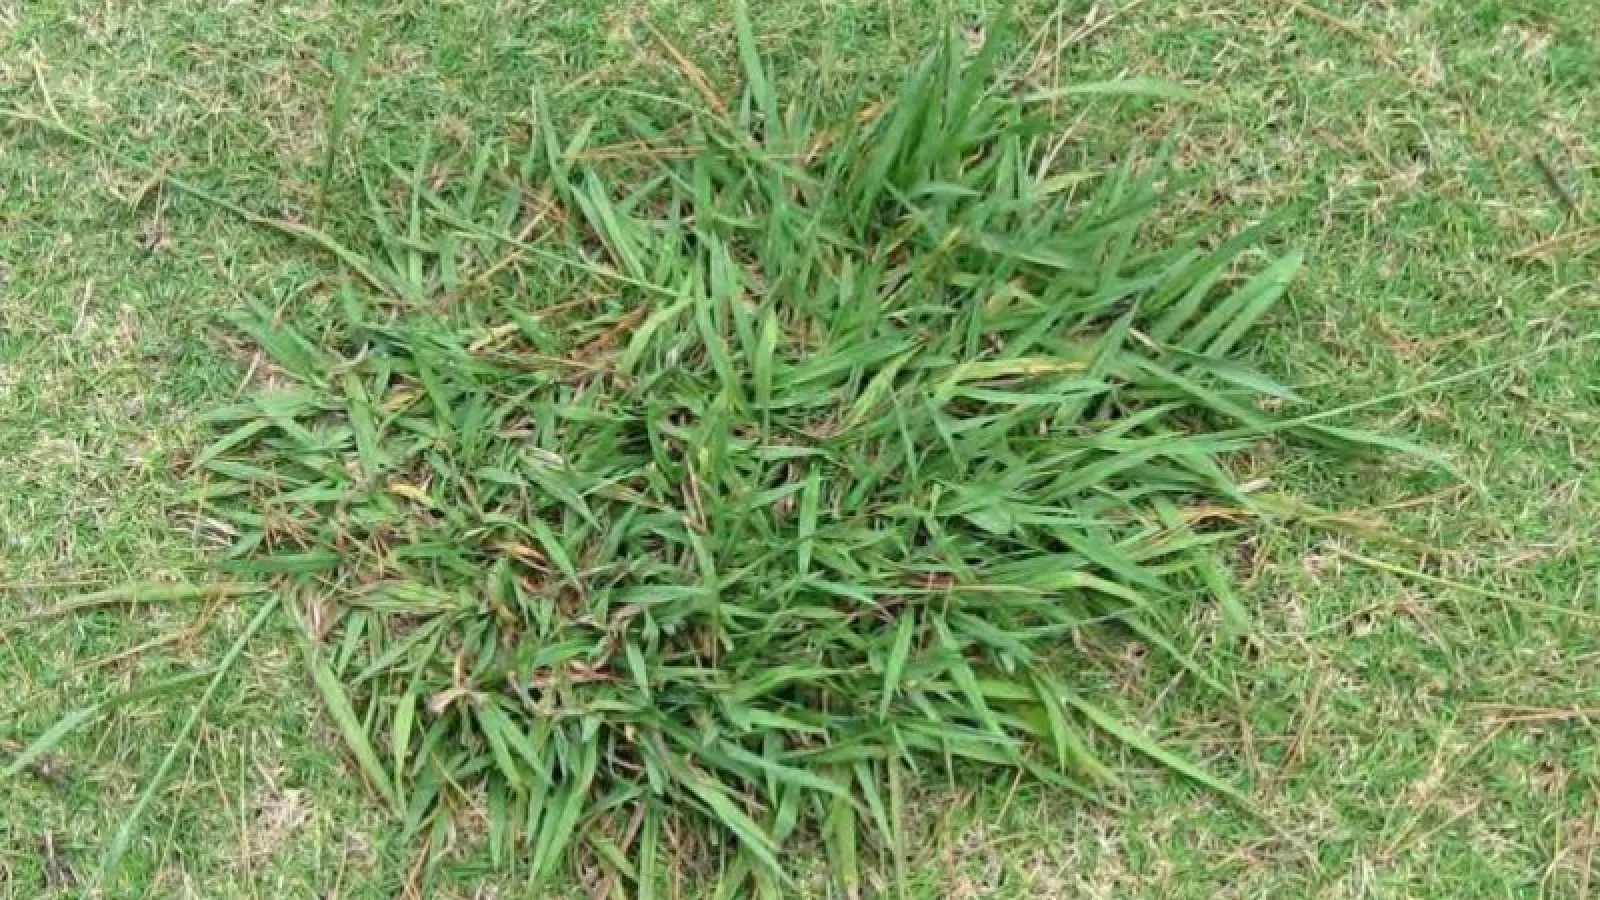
[120,12,1394,895]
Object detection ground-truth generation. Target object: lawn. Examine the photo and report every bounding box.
[2,0,1599,897]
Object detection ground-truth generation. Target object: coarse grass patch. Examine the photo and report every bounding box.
[6,10,1441,896]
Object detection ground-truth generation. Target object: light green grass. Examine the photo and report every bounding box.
[2,0,1598,897]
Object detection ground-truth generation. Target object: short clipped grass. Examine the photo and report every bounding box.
[3,1,1599,897]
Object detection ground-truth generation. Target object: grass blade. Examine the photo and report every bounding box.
[1059,687,1250,806]
[319,26,369,212]
[311,656,398,810]
[98,594,280,885]
[2,707,102,780]
[1024,78,1195,103]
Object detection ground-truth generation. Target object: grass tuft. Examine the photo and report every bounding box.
[159,25,1385,893]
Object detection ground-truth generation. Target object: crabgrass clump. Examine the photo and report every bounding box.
[190,16,1357,895]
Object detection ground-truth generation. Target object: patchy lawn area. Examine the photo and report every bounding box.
[2,1,1598,896]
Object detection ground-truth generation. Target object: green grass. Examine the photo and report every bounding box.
[70,19,1387,894]
[2,0,1599,897]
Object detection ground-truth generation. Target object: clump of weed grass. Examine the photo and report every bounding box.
[184,14,1383,896]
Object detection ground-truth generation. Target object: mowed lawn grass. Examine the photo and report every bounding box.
[2,1,1598,897]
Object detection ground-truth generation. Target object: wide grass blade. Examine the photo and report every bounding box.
[1,708,101,780]
[311,657,398,810]
[1025,78,1195,103]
